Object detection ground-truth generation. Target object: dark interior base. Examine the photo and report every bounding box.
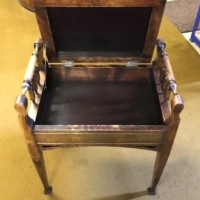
[36,79,163,125]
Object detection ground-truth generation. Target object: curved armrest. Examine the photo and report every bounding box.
[15,39,46,128]
[153,39,184,123]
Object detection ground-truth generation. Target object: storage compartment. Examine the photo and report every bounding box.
[36,67,163,125]
[15,0,185,195]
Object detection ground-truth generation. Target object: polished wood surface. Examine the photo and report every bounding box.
[33,0,166,61]
[32,0,166,7]
[15,0,183,196]
[36,68,162,125]
[15,39,183,195]
[18,0,34,11]
[35,8,56,56]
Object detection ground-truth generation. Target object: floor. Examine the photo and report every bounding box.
[0,1,200,200]
[165,0,199,32]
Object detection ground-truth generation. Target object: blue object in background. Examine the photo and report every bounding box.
[190,5,200,47]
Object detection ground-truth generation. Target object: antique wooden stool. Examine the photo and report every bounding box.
[15,0,184,195]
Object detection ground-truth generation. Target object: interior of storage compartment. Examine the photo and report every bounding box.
[47,7,152,57]
[35,67,163,125]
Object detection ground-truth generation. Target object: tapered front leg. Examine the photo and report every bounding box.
[150,40,184,195]
[148,148,174,195]
[15,95,52,194]
[22,124,52,194]
[30,147,52,194]
[148,95,184,195]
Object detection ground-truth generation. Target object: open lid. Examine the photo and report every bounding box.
[21,0,166,62]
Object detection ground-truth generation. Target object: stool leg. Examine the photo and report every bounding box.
[15,96,52,194]
[148,150,170,195]
[148,118,181,195]
[29,147,52,194]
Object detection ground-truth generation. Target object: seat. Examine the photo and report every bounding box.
[36,68,163,126]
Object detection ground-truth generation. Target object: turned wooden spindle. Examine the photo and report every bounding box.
[22,38,43,104]
[155,39,178,101]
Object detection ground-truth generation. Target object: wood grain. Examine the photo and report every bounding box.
[35,7,56,56]
[32,0,166,7]
[15,0,185,195]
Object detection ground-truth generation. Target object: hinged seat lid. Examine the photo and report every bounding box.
[20,0,166,62]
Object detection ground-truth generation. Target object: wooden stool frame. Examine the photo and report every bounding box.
[15,0,183,195]
[15,38,183,195]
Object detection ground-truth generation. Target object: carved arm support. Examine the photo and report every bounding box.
[15,38,46,130]
[153,39,184,124]
[21,38,44,103]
